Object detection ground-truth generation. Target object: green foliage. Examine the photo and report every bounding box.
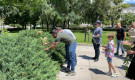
[0,30,65,79]
[121,12,135,26]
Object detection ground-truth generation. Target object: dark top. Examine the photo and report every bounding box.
[55,32,75,45]
[116,28,126,40]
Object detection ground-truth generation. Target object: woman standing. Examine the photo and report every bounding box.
[126,22,135,80]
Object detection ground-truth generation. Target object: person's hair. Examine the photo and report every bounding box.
[56,27,62,31]
[50,29,58,34]
[108,33,114,39]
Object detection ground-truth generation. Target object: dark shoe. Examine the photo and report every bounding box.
[94,59,99,62]
[91,57,96,59]
[63,68,70,73]
[120,54,125,57]
[114,53,118,55]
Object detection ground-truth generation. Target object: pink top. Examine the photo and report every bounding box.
[105,40,114,58]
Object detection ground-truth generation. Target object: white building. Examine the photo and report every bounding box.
[122,4,135,15]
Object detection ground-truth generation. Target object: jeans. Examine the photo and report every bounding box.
[116,40,125,54]
[67,41,77,72]
[65,45,69,62]
[92,39,100,59]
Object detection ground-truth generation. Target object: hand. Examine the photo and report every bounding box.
[43,42,47,45]
[130,36,133,38]
[97,34,99,37]
[102,45,106,47]
[43,37,47,41]
[45,48,49,50]
[126,50,135,54]
[92,35,95,38]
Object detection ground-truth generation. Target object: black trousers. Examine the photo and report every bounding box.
[92,40,100,59]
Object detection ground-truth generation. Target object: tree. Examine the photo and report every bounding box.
[84,0,111,24]
[121,12,135,26]
[108,0,130,27]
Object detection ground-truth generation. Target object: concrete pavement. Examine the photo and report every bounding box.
[58,44,129,80]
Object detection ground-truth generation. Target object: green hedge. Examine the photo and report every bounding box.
[0,30,66,80]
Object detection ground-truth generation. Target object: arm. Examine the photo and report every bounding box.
[94,28,103,38]
[43,42,56,45]
[126,50,135,55]
[124,32,126,40]
[45,42,58,50]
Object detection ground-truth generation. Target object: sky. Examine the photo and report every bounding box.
[123,0,135,4]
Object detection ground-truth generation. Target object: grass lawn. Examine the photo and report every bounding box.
[4,29,129,45]
[73,30,129,45]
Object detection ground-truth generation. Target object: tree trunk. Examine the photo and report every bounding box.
[30,24,32,29]
[111,21,114,27]
[47,20,49,31]
[68,20,70,29]
[33,24,36,29]
[63,20,66,29]
[52,18,56,29]
[24,24,27,30]
[41,19,43,30]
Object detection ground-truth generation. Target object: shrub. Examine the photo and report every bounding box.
[0,30,66,80]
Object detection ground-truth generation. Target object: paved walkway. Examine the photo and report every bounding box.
[58,44,130,80]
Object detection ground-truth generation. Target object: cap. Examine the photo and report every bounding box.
[96,20,101,24]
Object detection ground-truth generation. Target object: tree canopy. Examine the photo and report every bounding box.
[0,0,130,29]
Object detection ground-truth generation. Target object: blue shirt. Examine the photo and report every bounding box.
[93,27,103,44]
[62,29,76,40]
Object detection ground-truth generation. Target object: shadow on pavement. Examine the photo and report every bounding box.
[114,55,126,60]
[89,68,106,75]
[117,65,126,70]
[79,55,92,60]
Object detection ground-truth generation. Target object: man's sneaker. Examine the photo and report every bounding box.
[94,59,99,62]
[111,73,118,77]
[114,53,119,55]
[107,72,112,76]
[66,71,76,76]
[120,54,125,57]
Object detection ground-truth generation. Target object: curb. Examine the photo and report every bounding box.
[77,43,117,48]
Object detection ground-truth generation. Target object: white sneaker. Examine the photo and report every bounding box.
[111,73,118,77]
[107,72,112,76]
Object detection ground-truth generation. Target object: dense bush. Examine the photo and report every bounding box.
[0,30,66,80]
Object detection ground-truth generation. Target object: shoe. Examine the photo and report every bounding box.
[114,53,118,55]
[111,73,118,77]
[91,57,96,59]
[107,72,112,76]
[66,71,76,76]
[94,59,99,62]
[63,68,70,72]
[120,54,125,57]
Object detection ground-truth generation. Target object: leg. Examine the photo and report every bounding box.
[109,63,117,73]
[116,40,120,54]
[69,42,77,73]
[95,44,100,59]
[74,41,77,65]
[65,45,69,62]
[108,63,111,72]
[120,40,125,54]
[92,41,96,53]
[92,40,96,58]
[65,45,70,69]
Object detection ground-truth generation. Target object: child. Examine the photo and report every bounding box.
[102,33,118,77]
